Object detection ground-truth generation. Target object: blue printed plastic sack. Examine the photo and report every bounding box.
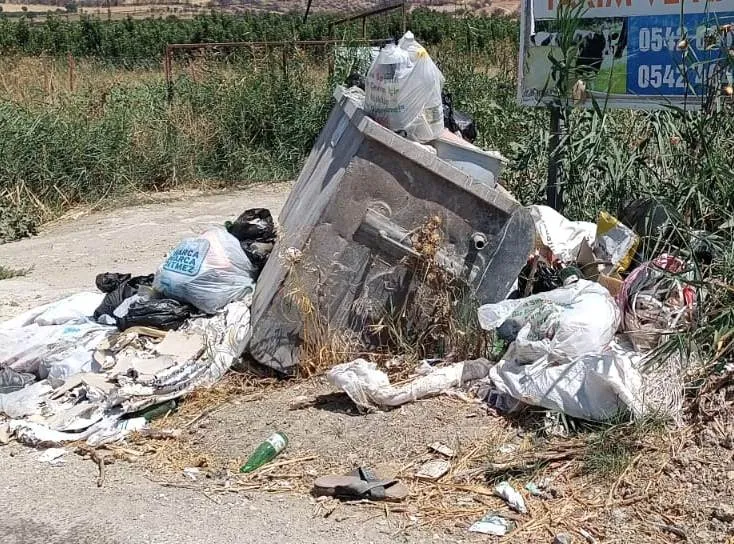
[154,228,256,314]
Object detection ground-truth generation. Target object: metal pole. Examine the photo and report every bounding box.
[546,106,564,212]
[401,0,407,33]
[165,45,173,103]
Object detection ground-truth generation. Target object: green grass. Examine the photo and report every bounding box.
[583,418,669,478]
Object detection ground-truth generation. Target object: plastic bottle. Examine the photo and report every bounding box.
[239,432,288,473]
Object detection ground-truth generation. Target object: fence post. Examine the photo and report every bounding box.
[165,45,173,103]
[67,52,75,92]
[402,0,407,33]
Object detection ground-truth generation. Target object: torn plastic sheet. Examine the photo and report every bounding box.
[479,280,648,421]
[0,293,112,378]
[480,281,681,421]
[327,359,492,411]
[3,298,252,447]
[489,341,646,421]
[328,359,464,411]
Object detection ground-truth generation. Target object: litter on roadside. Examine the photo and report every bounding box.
[313,467,409,502]
[239,432,289,473]
[415,459,451,481]
[428,442,455,458]
[469,512,515,536]
[495,481,527,514]
[326,358,491,412]
[37,447,67,466]
[0,208,271,447]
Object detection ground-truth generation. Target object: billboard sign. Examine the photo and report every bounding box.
[518,0,734,108]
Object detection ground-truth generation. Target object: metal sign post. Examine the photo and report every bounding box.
[546,106,564,212]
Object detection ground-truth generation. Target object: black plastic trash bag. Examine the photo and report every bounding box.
[94,274,154,319]
[116,299,193,331]
[516,259,562,296]
[226,208,275,243]
[345,72,366,90]
[225,208,276,275]
[96,272,132,293]
[442,92,477,143]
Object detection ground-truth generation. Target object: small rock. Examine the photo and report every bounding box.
[713,504,734,523]
[727,471,734,481]
[553,534,573,544]
[289,395,314,410]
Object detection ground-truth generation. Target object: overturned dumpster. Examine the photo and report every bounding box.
[248,87,534,374]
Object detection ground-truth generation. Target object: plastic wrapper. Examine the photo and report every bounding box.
[153,228,256,314]
[594,211,640,274]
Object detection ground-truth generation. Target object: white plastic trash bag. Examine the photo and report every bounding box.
[478,280,621,362]
[154,228,256,314]
[529,205,596,263]
[365,32,444,143]
[489,342,646,421]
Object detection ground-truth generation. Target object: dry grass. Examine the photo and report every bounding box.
[280,246,363,378]
[0,264,30,280]
[0,56,161,106]
[136,373,280,473]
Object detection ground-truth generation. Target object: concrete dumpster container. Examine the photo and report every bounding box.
[248,86,534,374]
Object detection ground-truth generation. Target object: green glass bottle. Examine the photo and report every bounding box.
[239,432,288,473]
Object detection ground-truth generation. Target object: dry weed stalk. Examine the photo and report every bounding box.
[281,247,362,377]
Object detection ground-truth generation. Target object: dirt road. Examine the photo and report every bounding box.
[0,185,288,322]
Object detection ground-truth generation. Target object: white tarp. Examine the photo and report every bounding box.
[0,293,111,378]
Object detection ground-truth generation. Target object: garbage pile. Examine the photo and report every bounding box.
[0,209,274,446]
[329,203,695,423]
[0,32,697,454]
